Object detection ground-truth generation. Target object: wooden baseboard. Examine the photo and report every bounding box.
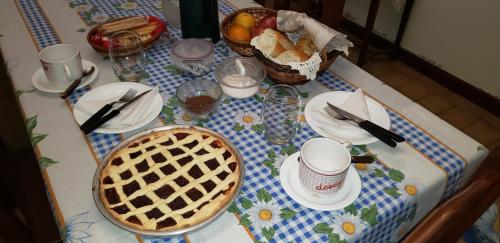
[340,19,500,117]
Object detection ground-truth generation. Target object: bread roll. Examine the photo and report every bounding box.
[255,29,295,58]
[296,36,316,57]
[276,50,309,64]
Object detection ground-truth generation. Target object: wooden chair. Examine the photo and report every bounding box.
[403,149,500,243]
[260,0,346,29]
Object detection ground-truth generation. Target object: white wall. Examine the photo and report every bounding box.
[343,0,500,98]
[343,0,403,42]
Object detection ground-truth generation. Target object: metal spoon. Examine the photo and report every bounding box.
[60,66,95,99]
[297,155,374,164]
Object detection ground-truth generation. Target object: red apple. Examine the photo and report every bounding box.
[258,15,277,30]
[251,15,278,37]
[251,25,267,37]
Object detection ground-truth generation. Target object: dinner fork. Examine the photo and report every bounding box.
[80,89,137,131]
[323,106,347,120]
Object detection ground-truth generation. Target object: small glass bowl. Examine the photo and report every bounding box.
[215,57,266,99]
[170,38,214,76]
[176,79,222,119]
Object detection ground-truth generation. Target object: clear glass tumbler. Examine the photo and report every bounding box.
[109,30,146,82]
[261,84,301,144]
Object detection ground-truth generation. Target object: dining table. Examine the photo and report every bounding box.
[0,0,489,242]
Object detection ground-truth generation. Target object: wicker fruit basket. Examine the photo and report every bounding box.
[87,16,166,53]
[221,7,277,57]
[253,48,340,86]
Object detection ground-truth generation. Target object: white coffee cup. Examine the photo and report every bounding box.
[39,43,83,84]
[298,137,352,197]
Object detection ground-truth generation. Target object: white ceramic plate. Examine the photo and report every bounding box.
[73,82,163,134]
[304,91,391,145]
[279,152,361,211]
[32,59,98,93]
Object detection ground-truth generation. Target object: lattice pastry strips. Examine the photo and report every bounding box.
[99,128,240,232]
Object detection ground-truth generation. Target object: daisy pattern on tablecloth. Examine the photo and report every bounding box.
[259,87,269,96]
[272,153,287,171]
[262,144,296,177]
[119,1,138,10]
[315,204,379,241]
[230,188,297,241]
[298,112,308,126]
[389,221,410,243]
[74,4,92,12]
[62,212,94,243]
[397,178,423,200]
[332,212,367,241]
[233,111,261,132]
[353,161,376,176]
[235,111,259,128]
[91,13,109,23]
[174,112,194,125]
[247,201,281,229]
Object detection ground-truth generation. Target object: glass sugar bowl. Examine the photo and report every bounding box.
[215,57,266,99]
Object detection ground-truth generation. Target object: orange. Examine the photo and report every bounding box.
[233,12,255,29]
[228,25,251,42]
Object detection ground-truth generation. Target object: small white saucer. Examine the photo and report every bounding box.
[31,59,98,93]
[279,152,361,211]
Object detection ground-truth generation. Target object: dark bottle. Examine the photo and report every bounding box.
[179,0,220,43]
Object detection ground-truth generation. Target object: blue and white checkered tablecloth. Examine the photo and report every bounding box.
[16,0,468,242]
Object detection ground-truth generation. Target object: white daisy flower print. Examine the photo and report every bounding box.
[389,222,410,243]
[235,111,259,128]
[353,161,376,176]
[247,201,281,229]
[120,1,138,10]
[272,153,287,171]
[63,212,94,243]
[298,113,307,125]
[397,178,423,199]
[174,112,194,125]
[91,13,109,23]
[332,213,367,241]
[75,4,92,12]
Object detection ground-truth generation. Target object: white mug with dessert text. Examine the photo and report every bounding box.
[39,43,83,84]
[298,137,352,197]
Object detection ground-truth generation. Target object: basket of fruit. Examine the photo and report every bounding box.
[221,7,277,57]
[87,16,167,53]
[252,29,341,85]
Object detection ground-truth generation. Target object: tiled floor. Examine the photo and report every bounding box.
[346,49,500,153]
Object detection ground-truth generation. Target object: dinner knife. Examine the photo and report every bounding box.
[327,102,405,147]
[82,89,152,134]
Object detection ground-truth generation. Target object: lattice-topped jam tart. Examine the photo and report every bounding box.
[98,128,241,232]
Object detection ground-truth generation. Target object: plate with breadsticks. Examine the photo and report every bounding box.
[87,16,167,52]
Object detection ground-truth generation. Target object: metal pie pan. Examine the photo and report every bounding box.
[92,125,245,237]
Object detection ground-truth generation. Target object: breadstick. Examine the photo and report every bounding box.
[99,16,147,29]
[99,17,149,34]
[133,23,158,36]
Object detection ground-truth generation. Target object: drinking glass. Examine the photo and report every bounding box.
[109,30,146,82]
[261,84,301,144]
